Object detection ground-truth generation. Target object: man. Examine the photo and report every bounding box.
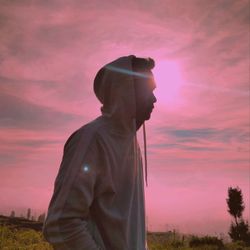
[42,55,157,250]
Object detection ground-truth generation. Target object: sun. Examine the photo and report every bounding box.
[152,60,185,108]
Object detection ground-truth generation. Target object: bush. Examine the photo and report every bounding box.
[189,236,224,249]
[226,240,250,250]
[171,240,184,248]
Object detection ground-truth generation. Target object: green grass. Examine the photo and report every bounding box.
[0,225,250,250]
[0,225,52,250]
[147,232,250,250]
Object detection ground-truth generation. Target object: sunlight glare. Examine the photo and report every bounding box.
[152,60,184,108]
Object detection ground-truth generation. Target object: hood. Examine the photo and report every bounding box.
[94,55,137,135]
[94,55,149,187]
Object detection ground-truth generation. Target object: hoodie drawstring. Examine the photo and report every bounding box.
[133,118,138,178]
[142,122,148,187]
[133,120,148,187]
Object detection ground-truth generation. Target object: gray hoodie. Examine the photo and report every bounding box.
[42,55,149,250]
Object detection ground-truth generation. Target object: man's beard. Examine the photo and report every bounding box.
[135,110,152,130]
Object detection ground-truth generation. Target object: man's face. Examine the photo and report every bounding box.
[134,70,157,123]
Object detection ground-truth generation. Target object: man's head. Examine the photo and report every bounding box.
[93,55,157,131]
[132,57,157,129]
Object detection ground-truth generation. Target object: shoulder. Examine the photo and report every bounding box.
[63,116,105,153]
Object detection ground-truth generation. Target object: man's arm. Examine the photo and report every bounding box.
[42,130,103,250]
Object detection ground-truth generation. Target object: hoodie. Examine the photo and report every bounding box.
[42,55,149,250]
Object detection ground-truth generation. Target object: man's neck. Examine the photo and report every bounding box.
[136,119,144,131]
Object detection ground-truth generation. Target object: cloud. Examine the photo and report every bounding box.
[154,127,248,144]
[0,92,82,130]
[0,75,99,116]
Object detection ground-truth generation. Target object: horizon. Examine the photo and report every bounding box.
[0,208,233,240]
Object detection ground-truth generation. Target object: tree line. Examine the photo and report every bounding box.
[9,208,46,223]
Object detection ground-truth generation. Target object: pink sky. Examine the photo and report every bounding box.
[0,0,249,236]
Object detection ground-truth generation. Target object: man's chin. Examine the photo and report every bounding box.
[137,112,152,126]
[144,112,152,120]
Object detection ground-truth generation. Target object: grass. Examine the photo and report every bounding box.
[0,225,52,250]
[147,232,250,250]
[0,215,250,250]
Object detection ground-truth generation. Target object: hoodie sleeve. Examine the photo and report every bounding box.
[42,129,104,250]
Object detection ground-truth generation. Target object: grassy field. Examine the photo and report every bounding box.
[0,225,52,250]
[0,215,250,250]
